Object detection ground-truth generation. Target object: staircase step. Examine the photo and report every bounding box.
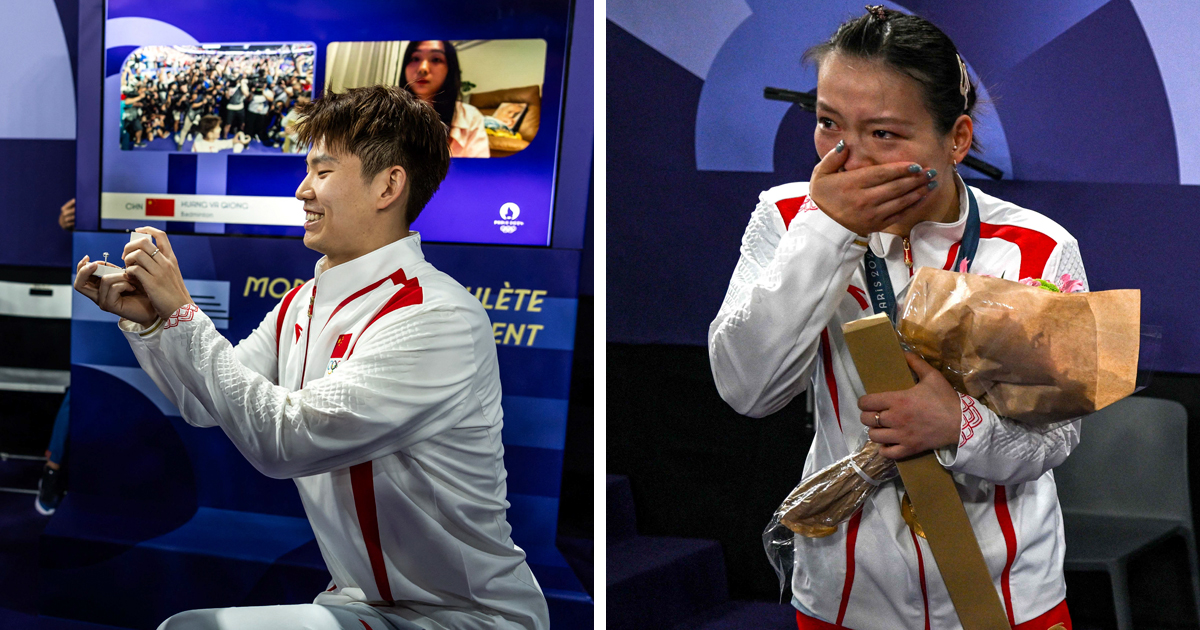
[607,475,637,543]
[607,536,728,630]
[556,535,594,596]
[671,600,798,630]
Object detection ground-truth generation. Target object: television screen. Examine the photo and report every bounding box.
[96,0,572,245]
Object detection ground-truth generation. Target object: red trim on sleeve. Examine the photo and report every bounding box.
[980,223,1058,281]
[776,196,807,229]
[819,329,842,432]
[350,462,394,603]
[959,393,984,447]
[163,304,198,330]
[358,621,373,630]
[994,485,1018,626]
[835,509,863,625]
[275,283,305,356]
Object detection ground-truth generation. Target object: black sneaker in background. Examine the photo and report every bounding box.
[35,465,63,516]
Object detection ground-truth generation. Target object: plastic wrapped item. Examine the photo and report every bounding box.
[899,267,1142,426]
[776,440,898,535]
[763,440,898,592]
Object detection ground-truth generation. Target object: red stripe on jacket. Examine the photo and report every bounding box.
[943,242,962,271]
[980,223,1057,281]
[819,329,841,432]
[327,268,409,329]
[994,485,1018,625]
[275,283,305,356]
[350,462,393,603]
[909,528,931,630]
[846,285,868,310]
[835,509,863,625]
[345,278,425,359]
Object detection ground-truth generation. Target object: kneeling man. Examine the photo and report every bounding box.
[74,85,550,630]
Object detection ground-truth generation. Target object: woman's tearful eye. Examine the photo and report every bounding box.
[818,117,839,131]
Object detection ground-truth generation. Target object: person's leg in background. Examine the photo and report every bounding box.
[177,111,197,149]
[36,389,69,516]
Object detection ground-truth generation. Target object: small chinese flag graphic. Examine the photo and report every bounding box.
[331,334,352,359]
[145,198,175,217]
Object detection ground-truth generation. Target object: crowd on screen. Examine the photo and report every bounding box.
[119,46,314,153]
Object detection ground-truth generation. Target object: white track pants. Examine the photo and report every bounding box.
[157,604,428,630]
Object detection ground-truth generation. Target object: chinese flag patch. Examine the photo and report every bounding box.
[145,198,175,217]
[331,334,352,359]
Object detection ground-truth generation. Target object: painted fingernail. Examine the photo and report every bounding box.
[835,140,845,153]
[907,164,921,173]
[926,169,938,179]
[927,180,940,190]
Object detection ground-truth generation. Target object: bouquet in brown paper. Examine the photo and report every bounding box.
[766,267,1141,571]
[899,267,1141,425]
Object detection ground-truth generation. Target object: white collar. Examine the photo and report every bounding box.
[869,173,970,258]
[312,232,425,306]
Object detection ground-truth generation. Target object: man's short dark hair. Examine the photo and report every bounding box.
[197,115,222,138]
[295,85,451,225]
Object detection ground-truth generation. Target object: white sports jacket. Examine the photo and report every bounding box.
[121,234,550,630]
[709,176,1088,629]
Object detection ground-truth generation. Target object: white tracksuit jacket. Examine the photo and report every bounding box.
[120,234,550,630]
[709,176,1088,629]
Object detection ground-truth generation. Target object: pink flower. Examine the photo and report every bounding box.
[1018,277,1041,287]
[1058,273,1085,293]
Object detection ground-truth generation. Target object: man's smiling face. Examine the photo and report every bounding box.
[294,139,382,266]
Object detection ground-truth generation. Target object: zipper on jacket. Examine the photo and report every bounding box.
[903,237,914,277]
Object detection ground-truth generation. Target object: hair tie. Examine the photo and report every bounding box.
[865,5,888,21]
[956,53,970,112]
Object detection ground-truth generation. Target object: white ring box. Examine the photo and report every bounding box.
[92,264,124,278]
[92,232,152,277]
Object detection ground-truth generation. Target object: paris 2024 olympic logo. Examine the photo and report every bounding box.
[495,202,524,234]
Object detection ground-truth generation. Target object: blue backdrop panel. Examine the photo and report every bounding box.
[607,0,1200,373]
[0,139,76,268]
[49,231,585,627]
